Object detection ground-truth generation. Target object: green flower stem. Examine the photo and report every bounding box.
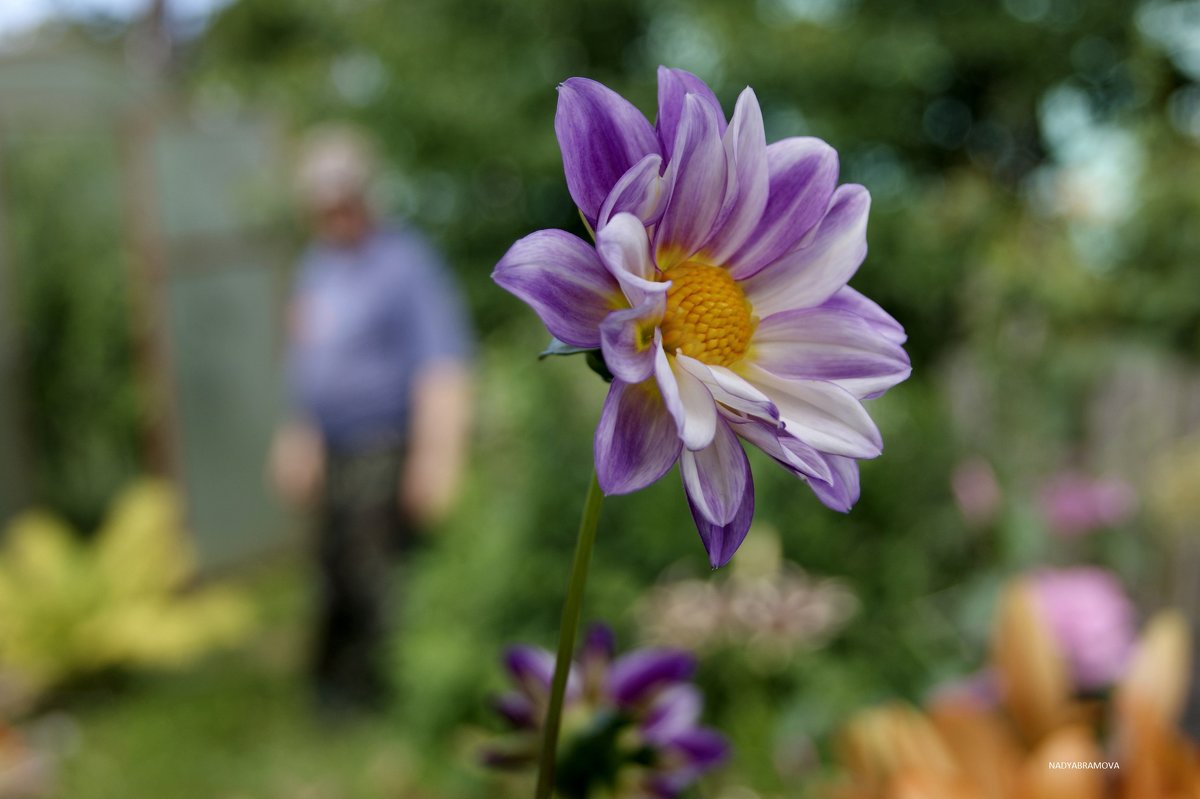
[535,469,604,799]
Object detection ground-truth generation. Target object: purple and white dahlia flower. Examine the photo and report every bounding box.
[484,625,728,798]
[494,68,910,567]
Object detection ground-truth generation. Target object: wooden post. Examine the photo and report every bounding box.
[116,112,184,484]
[0,121,34,522]
[115,0,184,484]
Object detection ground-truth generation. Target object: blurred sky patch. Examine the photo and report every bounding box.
[0,0,230,40]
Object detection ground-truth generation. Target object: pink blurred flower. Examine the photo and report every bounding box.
[1030,567,1137,691]
[1038,472,1136,538]
[950,457,1002,528]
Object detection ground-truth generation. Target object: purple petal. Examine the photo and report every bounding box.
[742,184,870,315]
[808,453,861,512]
[656,66,727,162]
[704,87,770,264]
[742,364,882,459]
[581,624,615,701]
[598,153,667,230]
[820,286,907,345]
[641,684,702,744]
[727,137,839,279]
[479,733,539,770]
[666,728,730,768]
[655,94,729,268]
[645,774,690,799]
[494,692,537,728]
[656,347,718,451]
[595,376,683,495]
[751,307,911,398]
[727,414,832,483]
[504,645,556,696]
[685,442,755,568]
[493,229,622,348]
[680,417,750,527]
[600,295,666,383]
[581,624,615,664]
[609,648,696,706]
[556,77,660,226]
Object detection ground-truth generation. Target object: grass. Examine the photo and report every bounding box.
[49,557,475,799]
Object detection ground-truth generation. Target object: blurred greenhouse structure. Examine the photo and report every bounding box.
[0,21,291,565]
[0,0,1199,796]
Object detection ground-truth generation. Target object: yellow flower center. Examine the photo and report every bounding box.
[659,262,755,367]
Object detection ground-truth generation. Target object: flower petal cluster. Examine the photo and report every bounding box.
[1030,566,1137,691]
[483,625,727,798]
[494,68,910,566]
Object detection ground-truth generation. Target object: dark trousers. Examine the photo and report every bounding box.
[312,444,409,711]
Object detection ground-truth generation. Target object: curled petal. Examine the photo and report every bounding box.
[727,414,831,483]
[743,184,870,315]
[655,94,729,268]
[752,307,911,399]
[609,648,696,706]
[596,212,669,304]
[600,295,666,383]
[598,153,667,229]
[493,230,622,348]
[656,66,727,161]
[680,416,751,527]
[820,286,907,345]
[676,354,778,423]
[704,87,770,264]
[595,377,683,495]
[686,455,754,569]
[727,137,839,279]
[808,453,861,512]
[742,364,882,459]
[658,350,717,451]
[557,77,660,225]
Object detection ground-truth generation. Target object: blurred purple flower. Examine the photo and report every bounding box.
[1031,567,1137,691]
[1038,472,1137,538]
[484,625,728,798]
[494,68,910,567]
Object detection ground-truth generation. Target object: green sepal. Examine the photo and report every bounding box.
[538,337,615,383]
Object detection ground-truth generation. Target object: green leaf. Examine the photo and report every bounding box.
[538,337,594,360]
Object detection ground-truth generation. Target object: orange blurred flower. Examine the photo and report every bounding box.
[828,576,1199,798]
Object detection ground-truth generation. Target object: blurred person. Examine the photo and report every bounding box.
[268,125,473,715]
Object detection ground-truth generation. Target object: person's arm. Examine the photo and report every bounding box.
[397,234,475,526]
[269,416,325,508]
[400,360,473,525]
[267,281,326,509]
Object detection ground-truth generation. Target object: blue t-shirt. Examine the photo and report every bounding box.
[287,223,471,451]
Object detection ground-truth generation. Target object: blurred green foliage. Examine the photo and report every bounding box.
[0,481,254,709]
[4,133,141,530]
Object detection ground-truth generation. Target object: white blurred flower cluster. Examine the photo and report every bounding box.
[636,528,857,669]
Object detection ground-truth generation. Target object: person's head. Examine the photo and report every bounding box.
[294,125,378,247]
